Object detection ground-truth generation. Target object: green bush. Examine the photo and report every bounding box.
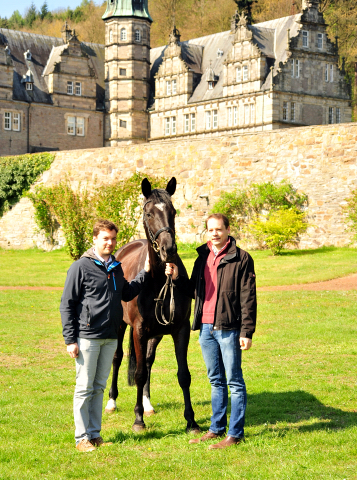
[28,173,167,260]
[344,188,357,241]
[0,153,55,217]
[211,180,308,241]
[249,208,309,255]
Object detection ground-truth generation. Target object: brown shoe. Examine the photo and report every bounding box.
[90,436,113,447]
[76,439,96,452]
[189,431,224,444]
[208,435,244,450]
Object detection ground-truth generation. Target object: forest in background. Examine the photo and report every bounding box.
[0,0,356,112]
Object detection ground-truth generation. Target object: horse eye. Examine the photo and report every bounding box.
[146,213,152,218]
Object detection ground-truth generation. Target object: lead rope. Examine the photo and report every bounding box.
[154,274,175,326]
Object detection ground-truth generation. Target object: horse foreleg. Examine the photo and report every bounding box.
[132,324,148,432]
[143,336,163,416]
[172,324,200,434]
[105,322,127,413]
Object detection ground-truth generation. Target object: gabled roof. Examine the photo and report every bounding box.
[0,28,105,108]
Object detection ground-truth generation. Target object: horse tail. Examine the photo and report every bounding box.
[127,326,136,386]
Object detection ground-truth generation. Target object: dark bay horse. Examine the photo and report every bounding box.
[105,177,200,433]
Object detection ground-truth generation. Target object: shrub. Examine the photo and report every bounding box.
[0,153,55,217]
[344,188,357,241]
[211,180,308,241]
[28,173,168,260]
[249,208,309,255]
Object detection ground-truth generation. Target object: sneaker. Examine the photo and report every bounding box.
[76,439,96,452]
[90,436,113,447]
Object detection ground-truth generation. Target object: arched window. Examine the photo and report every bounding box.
[109,30,113,43]
[135,30,141,42]
[121,28,127,41]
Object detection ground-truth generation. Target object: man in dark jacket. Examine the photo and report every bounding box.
[60,219,150,452]
[165,213,256,449]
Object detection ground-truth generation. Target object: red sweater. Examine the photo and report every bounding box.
[201,239,230,324]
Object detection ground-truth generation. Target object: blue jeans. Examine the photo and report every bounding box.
[199,324,246,439]
[74,337,118,444]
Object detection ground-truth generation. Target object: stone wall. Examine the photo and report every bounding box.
[1,122,357,250]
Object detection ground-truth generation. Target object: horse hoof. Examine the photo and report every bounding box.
[105,399,117,414]
[104,407,116,414]
[189,428,201,435]
[144,409,155,417]
[132,423,146,433]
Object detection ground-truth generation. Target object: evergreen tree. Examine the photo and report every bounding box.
[25,2,38,27]
[40,1,52,20]
[233,0,256,24]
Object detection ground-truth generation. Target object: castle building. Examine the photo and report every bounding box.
[0,0,352,156]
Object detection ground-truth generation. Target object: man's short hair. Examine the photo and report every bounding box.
[205,213,230,229]
[93,219,118,236]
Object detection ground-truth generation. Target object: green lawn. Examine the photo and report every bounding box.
[1,245,356,287]
[0,247,357,478]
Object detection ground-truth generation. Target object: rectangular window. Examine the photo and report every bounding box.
[236,67,241,82]
[291,59,295,78]
[336,107,341,124]
[171,116,176,135]
[317,33,323,49]
[243,65,248,81]
[13,113,20,131]
[302,31,309,47]
[330,64,333,82]
[250,103,255,124]
[165,117,170,136]
[172,79,177,95]
[291,102,295,122]
[4,112,11,130]
[120,119,127,128]
[67,81,73,95]
[76,117,85,136]
[328,107,334,124]
[184,114,189,133]
[325,64,329,82]
[119,68,127,76]
[244,104,249,124]
[208,81,213,90]
[206,110,211,130]
[283,102,288,121]
[191,113,196,132]
[26,83,33,91]
[166,81,171,96]
[233,106,238,126]
[213,110,218,129]
[67,116,75,135]
[228,107,232,127]
[75,82,81,96]
[296,59,300,78]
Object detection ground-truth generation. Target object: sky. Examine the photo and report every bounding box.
[1,1,92,19]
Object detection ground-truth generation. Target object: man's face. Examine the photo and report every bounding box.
[93,229,117,258]
[206,218,230,250]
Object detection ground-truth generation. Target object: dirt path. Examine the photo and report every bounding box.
[259,273,357,291]
[1,274,357,292]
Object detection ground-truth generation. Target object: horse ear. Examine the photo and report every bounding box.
[142,178,152,198]
[166,177,176,196]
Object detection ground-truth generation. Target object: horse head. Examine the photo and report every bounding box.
[142,177,177,263]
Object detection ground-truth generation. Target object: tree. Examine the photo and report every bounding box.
[40,1,52,20]
[233,0,256,24]
[24,2,38,27]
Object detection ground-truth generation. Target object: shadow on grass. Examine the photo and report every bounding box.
[247,390,357,432]
[278,246,338,257]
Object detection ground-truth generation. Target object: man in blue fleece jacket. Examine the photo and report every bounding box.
[60,219,150,452]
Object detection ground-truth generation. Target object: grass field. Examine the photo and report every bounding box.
[0,247,357,479]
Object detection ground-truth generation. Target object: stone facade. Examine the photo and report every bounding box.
[1,123,356,250]
[0,0,352,157]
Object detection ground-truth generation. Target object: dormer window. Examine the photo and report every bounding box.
[24,50,32,61]
[135,30,141,42]
[5,46,10,55]
[217,49,223,57]
[208,82,213,90]
[26,83,33,91]
[121,28,127,41]
[21,68,34,89]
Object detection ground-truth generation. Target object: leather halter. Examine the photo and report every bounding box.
[143,199,175,255]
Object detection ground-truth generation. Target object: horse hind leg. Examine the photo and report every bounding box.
[105,322,127,413]
[131,325,148,432]
[143,336,163,416]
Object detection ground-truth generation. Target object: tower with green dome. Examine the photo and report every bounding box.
[103,0,152,145]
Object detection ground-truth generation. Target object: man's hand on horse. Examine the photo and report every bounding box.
[165,263,178,279]
[144,252,150,272]
[67,343,79,358]
[240,337,252,351]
